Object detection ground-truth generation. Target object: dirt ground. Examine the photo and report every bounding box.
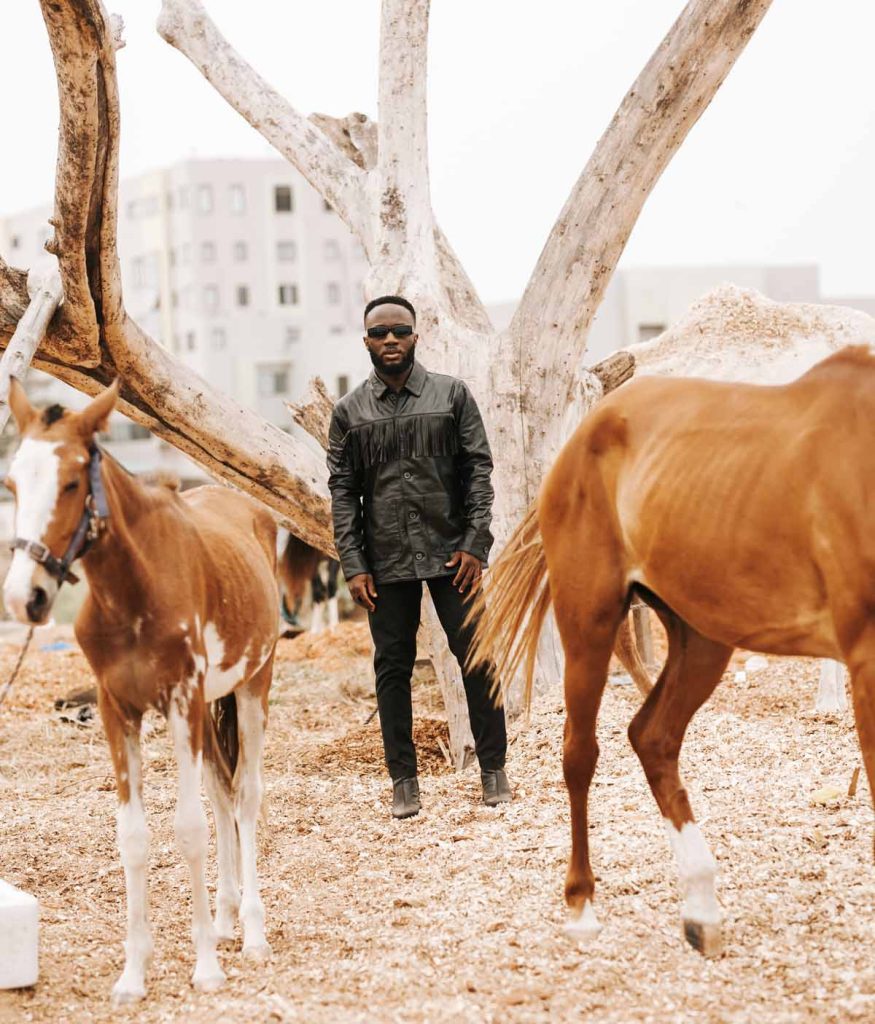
[1,622,874,1023]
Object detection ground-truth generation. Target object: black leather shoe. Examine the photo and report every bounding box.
[481,768,512,806]
[392,776,421,819]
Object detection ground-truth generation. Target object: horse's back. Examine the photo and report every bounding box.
[542,349,875,657]
[182,485,277,568]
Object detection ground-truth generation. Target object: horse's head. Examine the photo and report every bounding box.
[3,378,119,624]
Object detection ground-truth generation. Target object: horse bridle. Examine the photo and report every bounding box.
[10,446,110,587]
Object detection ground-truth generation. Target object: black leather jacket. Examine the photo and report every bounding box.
[327,361,495,584]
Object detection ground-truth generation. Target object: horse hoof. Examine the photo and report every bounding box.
[111,982,146,1005]
[193,969,226,993]
[563,901,602,943]
[683,918,723,957]
[242,941,272,964]
[214,918,237,944]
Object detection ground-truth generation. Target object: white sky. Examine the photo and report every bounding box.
[1,1,873,303]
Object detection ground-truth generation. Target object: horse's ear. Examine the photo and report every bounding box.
[77,379,120,439]
[7,377,35,434]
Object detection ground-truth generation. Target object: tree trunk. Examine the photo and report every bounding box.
[1,0,775,764]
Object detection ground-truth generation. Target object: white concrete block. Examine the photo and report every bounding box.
[0,879,38,989]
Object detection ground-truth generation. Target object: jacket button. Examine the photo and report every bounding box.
[415,552,424,561]
[403,471,412,480]
[408,510,418,520]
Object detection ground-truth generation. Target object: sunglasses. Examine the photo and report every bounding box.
[366,324,415,339]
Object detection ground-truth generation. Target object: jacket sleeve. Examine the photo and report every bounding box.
[327,406,370,581]
[453,382,495,562]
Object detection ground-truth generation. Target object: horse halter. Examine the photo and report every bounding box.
[10,445,110,587]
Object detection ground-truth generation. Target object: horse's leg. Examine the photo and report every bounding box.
[627,610,732,956]
[327,561,340,628]
[235,660,273,961]
[168,695,225,991]
[815,659,848,714]
[310,598,325,634]
[100,692,152,1005]
[844,641,875,861]
[203,747,240,942]
[614,614,653,698]
[550,561,625,938]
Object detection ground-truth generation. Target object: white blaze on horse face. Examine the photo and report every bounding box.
[202,622,248,702]
[3,439,62,621]
[665,820,721,926]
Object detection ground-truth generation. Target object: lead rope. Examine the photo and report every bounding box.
[0,626,35,710]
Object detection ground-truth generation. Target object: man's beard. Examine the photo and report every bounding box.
[369,342,416,377]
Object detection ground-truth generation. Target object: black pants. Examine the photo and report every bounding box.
[367,575,507,780]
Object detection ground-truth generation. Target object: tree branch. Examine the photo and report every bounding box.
[371,0,436,286]
[286,377,333,450]
[0,257,64,431]
[157,0,368,245]
[38,0,110,366]
[513,0,774,403]
[17,0,336,552]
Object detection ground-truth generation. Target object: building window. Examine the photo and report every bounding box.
[201,241,216,263]
[126,200,138,220]
[186,331,196,351]
[274,186,294,213]
[285,326,301,346]
[181,243,192,265]
[197,185,214,213]
[169,248,176,267]
[233,240,248,262]
[203,285,219,312]
[179,186,191,209]
[229,183,246,214]
[171,290,178,309]
[326,282,341,305]
[637,323,666,342]
[10,235,20,250]
[132,256,146,288]
[277,240,297,262]
[278,283,299,306]
[337,375,350,397]
[329,325,344,335]
[324,239,341,261]
[236,285,250,307]
[211,327,227,351]
[257,363,291,397]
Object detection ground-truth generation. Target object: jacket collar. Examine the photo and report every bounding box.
[369,360,427,399]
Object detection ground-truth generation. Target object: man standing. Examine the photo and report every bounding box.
[327,295,511,819]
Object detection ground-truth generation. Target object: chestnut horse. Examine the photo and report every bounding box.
[2,380,278,1002]
[470,347,875,956]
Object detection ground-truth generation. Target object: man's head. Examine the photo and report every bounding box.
[363,296,418,377]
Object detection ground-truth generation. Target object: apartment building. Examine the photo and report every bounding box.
[0,157,373,485]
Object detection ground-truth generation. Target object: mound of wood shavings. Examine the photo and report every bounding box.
[1,627,874,1023]
[628,285,875,384]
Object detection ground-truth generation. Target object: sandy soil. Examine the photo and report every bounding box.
[1,623,873,1023]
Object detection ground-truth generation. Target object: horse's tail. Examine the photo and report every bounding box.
[467,501,552,711]
[203,693,239,792]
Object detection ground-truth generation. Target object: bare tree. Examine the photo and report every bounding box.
[2,0,774,764]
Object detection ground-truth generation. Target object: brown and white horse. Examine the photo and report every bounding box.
[470,347,875,956]
[2,379,279,1002]
[277,530,340,634]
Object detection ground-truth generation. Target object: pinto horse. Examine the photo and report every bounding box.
[277,530,340,633]
[2,379,279,1002]
[470,347,875,956]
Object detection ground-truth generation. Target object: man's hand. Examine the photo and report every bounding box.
[348,573,378,612]
[445,551,482,595]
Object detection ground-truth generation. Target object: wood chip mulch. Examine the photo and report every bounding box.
[1,625,873,1023]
